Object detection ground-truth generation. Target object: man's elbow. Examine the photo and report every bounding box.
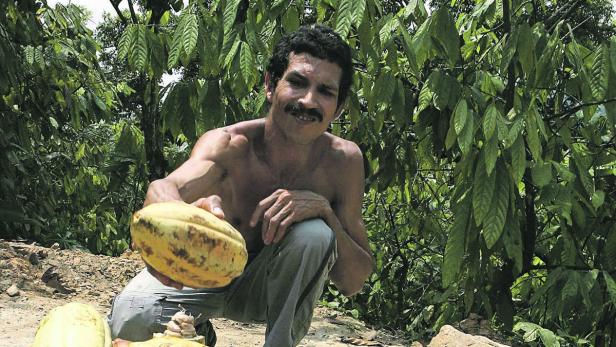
[335,260,374,297]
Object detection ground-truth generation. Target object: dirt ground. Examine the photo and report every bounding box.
[0,240,407,347]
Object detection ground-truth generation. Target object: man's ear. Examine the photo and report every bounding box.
[264,72,273,102]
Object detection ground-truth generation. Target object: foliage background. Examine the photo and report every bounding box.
[1,0,616,345]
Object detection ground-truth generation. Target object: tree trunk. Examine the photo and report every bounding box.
[141,76,166,181]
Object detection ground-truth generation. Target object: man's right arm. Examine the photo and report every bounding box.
[143,128,233,207]
[139,129,238,289]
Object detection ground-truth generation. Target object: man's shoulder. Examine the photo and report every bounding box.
[194,119,264,161]
[323,133,363,162]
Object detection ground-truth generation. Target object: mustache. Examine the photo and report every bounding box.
[284,103,323,122]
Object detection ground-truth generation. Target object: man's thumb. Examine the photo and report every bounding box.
[208,195,225,219]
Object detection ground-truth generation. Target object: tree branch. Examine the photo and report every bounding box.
[550,97,616,119]
[127,0,139,24]
[109,0,128,26]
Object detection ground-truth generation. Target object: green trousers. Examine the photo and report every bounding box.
[108,218,337,347]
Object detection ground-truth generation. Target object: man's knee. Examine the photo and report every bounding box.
[283,218,335,255]
[108,291,164,341]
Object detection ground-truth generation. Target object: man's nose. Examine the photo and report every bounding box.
[298,88,318,109]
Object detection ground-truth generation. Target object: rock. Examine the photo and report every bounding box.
[51,242,61,250]
[6,284,20,297]
[428,325,508,347]
[28,252,40,265]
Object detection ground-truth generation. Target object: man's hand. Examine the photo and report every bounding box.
[249,189,331,245]
[191,195,225,219]
[143,195,226,289]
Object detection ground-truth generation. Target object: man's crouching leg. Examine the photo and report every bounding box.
[225,218,337,347]
[265,218,337,346]
[107,268,223,345]
[107,270,169,341]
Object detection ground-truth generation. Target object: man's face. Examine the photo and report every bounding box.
[266,52,343,145]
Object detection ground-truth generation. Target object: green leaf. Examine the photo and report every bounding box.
[282,5,300,33]
[379,14,399,46]
[526,113,542,161]
[351,0,367,27]
[223,0,241,35]
[514,322,541,343]
[239,42,255,88]
[483,103,499,140]
[604,227,616,270]
[430,8,459,66]
[454,99,468,134]
[484,133,498,176]
[531,161,552,187]
[117,24,134,60]
[561,271,579,303]
[373,72,395,105]
[336,0,353,38]
[537,327,559,347]
[458,110,474,155]
[182,13,199,57]
[610,38,616,76]
[168,21,184,69]
[24,45,34,65]
[516,23,535,77]
[604,272,616,304]
[130,24,148,72]
[510,135,526,185]
[482,165,509,249]
[590,45,608,100]
[221,29,240,68]
[417,81,434,113]
[443,197,470,286]
[473,153,495,226]
[591,190,605,209]
[500,30,518,73]
[445,116,458,150]
[533,28,560,87]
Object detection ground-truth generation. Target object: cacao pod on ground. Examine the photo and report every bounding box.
[130,201,248,288]
[32,302,112,347]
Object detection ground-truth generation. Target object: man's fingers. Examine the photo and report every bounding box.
[192,195,225,219]
[273,215,294,243]
[263,202,293,245]
[206,195,225,219]
[250,194,278,227]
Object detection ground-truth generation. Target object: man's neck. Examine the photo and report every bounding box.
[261,116,322,183]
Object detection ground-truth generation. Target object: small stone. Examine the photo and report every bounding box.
[29,252,40,265]
[6,284,19,297]
[51,243,60,250]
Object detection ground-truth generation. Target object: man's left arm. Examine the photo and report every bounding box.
[249,146,374,296]
[323,146,374,296]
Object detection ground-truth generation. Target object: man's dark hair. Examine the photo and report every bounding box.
[266,24,353,108]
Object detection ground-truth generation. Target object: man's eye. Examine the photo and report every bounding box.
[320,88,335,97]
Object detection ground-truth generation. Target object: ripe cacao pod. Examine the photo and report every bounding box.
[32,302,112,347]
[130,201,248,288]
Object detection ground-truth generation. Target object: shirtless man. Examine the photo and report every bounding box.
[108,24,374,347]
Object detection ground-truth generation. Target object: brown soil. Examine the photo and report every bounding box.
[0,240,407,347]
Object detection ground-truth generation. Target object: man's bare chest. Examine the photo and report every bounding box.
[214,158,335,248]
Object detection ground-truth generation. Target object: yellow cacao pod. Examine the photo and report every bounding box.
[128,335,206,347]
[31,302,112,347]
[130,201,248,288]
